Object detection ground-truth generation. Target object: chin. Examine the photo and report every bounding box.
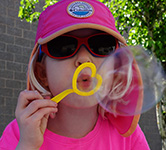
[60,93,98,109]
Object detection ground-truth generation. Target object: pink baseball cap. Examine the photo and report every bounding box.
[35,0,126,45]
[27,0,142,137]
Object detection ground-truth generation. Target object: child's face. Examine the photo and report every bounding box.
[43,29,107,108]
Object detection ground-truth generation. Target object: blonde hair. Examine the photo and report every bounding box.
[28,46,51,96]
[28,45,133,118]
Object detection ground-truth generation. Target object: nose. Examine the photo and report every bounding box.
[75,45,92,67]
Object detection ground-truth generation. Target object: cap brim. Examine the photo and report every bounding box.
[38,23,126,45]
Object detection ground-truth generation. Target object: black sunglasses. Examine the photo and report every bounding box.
[39,33,118,60]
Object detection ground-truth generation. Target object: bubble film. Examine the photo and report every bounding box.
[96,46,166,116]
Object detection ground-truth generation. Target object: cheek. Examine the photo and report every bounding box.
[95,58,105,71]
[45,59,74,95]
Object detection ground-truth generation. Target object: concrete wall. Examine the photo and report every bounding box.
[0,0,162,149]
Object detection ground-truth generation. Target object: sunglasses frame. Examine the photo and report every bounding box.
[40,33,119,60]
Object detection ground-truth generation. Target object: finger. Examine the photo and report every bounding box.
[40,114,50,134]
[29,107,58,123]
[15,90,44,118]
[43,95,51,99]
[23,99,57,118]
[49,112,56,119]
[16,90,43,110]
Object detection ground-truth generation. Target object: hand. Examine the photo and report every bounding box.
[15,90,58,150]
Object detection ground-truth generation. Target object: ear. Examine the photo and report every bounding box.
[35,62,49,88]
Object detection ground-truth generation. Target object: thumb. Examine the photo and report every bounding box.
[40,114,49,135]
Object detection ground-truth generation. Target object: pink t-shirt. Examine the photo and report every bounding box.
[0,115,150,150]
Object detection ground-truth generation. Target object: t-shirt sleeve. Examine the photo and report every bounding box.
[131,125,150,150]
[0,119,20,150]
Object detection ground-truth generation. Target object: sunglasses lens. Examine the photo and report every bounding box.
[88,35,116,56]
[47,36,77,58]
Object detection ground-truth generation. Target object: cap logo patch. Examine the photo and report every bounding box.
[67,1,94,18]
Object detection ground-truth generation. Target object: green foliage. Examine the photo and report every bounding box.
[102,0,166,68]
[18,0,58,22]
[43,0,58,10]
[18,0,40,22]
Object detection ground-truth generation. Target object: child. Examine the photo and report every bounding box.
[0,0,150,149]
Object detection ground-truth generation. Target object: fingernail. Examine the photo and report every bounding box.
[53,102,57,106]
[50,112,56,118]
[44,95,51,99]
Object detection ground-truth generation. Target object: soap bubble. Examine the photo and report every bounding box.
[96,46,166,116]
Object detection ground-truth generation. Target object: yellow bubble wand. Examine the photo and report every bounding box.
[51,62,102,103]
